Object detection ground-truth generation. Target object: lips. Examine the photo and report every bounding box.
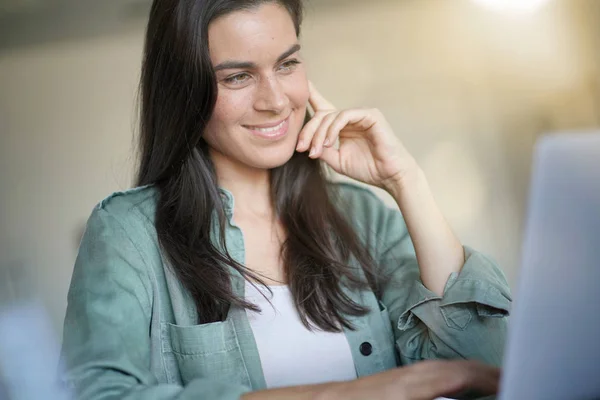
[243,115,291,140]
[244,119,287,132]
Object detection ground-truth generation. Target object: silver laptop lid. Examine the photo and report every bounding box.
[499,133,600,400]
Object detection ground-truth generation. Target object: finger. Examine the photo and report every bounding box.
[324,110,351,149]
[332,109,372,134]
[296,111,331,152]
[404,362,469,400]
[439,361,500,399]
[308,81,335,112]
[410,374,464,400]
[309,111,338,158]
[325,109,375,148]
[322,112,342,148]
[318,146,342,173]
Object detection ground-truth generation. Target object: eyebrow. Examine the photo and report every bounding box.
[214,44,301,72]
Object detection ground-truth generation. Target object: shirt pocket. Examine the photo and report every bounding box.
[161,318,251,387]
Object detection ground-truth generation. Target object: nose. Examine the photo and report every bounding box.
[253,76,288,114]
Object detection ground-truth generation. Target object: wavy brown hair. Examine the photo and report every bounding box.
[137,0,380,332]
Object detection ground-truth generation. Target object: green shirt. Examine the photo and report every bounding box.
[60,181,511,400]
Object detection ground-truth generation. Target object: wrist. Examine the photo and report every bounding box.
[314,380,356,400]
[382,165,428,200]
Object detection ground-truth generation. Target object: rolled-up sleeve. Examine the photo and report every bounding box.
[60,207,252,400]
[374,202,511,367]
[335,182,512,368]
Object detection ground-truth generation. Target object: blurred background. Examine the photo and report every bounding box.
[0,0,599,370]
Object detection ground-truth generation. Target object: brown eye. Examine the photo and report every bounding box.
[278,59,301,72]
[224,73,251,85]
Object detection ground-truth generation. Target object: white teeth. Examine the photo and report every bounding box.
[250,120,285,133]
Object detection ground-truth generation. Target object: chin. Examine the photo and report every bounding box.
[249,143,297,170]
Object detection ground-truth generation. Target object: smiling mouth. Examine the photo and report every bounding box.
[243,113,291,132]
[243,115,291,140]
[243,117,288,132]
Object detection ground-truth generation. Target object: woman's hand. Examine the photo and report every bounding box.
[242,359,500,400]
[297,82,466,296]
[296,82,418,192]
[327,359,500,400]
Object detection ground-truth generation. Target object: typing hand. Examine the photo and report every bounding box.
[331,359,500,400]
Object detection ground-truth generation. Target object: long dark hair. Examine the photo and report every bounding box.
[137,0,380,332]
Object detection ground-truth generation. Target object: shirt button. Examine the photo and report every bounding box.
[359,342,373,356]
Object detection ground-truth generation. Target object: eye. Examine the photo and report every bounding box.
[224,73,251,85]
[278,59,301,72]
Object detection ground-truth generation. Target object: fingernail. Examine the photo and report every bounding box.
[296,140,304,150]
[309,147,317,157]
[323,139,330,147]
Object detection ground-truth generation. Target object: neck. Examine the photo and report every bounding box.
[210,148,273,217]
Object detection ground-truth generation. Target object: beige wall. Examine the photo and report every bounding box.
[1,0,598,344]
[0,31,144,329]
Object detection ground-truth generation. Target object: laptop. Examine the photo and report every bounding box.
[498,132,600,399]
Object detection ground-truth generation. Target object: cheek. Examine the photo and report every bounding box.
[211,93,248,126]
[205,92,251,142]
[203,94,246,147]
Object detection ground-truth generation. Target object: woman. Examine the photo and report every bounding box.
[61,0,511,399]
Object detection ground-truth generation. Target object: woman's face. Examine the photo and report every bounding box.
[204,3,309,170]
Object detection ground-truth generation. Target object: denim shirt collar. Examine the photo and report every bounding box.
[218,187,235,220]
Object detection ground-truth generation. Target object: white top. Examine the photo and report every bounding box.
[245,281,358,389]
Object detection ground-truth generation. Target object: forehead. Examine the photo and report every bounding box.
[208,3,298,64]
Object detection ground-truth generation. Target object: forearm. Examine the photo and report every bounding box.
[385,168,465,296]
[241,381,343,400]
